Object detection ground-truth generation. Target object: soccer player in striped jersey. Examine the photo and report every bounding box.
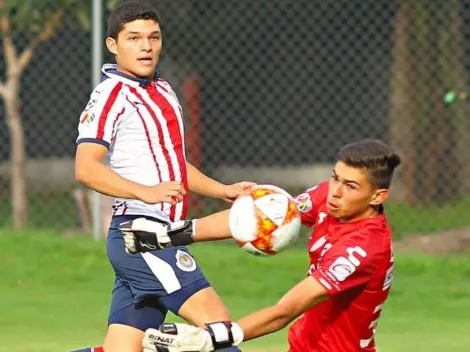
[72,2,251,352]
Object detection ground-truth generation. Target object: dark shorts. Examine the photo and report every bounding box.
[106,215,210,331]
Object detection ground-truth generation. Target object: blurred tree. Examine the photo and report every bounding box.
[389,0,469,205]
[0,0,119,229]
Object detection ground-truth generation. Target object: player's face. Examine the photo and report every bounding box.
[106,20,162,80]
[327,161,388,222]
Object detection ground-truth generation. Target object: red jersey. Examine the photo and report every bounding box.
[288,182,394,352]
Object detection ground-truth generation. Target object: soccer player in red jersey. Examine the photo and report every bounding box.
[121,139,401,352]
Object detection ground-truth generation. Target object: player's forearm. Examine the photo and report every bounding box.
[187,162,225,199]
[235,277,329,341]
[75,159,144,199]
[193,209,232,242]
[236,304,294,341]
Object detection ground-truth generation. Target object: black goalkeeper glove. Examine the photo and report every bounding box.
[118,218,195,254]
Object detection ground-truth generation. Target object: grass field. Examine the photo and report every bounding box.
[1,230,470,352]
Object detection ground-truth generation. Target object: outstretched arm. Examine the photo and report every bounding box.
[140,276,329,352]
[192,209,232,242]
[237,276,329,340]
[120,209,233,253]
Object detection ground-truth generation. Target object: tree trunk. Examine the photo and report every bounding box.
[389,0,417,204]
[0,7,64,229]
[389,0,465,205]
[4,79,27,229]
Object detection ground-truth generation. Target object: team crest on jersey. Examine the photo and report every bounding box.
[175,250,196,272]
[80,111,95,124]
[295,193,312,212]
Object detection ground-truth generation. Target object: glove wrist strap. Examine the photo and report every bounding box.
[167,220,195,246]
[206,321,244,349]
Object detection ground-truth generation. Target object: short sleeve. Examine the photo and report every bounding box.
[310,233,377,295]
[76,80,125,149]
[294,182,328,227]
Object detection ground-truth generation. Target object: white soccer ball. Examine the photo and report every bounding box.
[229,184,301,256]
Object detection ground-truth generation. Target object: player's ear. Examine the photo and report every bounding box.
[369,188,388,206]
[106,37,118,55]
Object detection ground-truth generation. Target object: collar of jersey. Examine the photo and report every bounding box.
[101,63,160,87]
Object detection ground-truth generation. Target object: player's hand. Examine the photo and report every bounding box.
[221,181,256,203]
[142,322,244,352]
[137,181,186,205]
[119,218,195,254]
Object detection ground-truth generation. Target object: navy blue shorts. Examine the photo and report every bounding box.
[106,215,211,331]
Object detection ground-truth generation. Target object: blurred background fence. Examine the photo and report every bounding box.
[1,0,470,239]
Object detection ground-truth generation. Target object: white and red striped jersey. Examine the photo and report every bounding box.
[76,64,188,221]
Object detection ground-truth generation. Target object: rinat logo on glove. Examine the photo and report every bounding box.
[148,334,175,344]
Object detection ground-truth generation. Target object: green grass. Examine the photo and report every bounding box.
[2,193,470,236]
[1,230,470,352]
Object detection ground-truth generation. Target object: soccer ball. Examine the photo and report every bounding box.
[229,184,301,256]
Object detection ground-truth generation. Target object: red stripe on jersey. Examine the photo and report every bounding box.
[125,96,163,212]
[150,85,188,220]
[110,106,126,143]
[130,88,175,214]
[96,82,123,139]
[156,81,169,93]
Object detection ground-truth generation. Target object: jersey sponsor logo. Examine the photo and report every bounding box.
[295,193,312,212]
[327,246,367,282]
[328,257,356,282]
[320,242,332,257]
[175,250,196,272]
[310,235,327,252]
[318,211,327,224]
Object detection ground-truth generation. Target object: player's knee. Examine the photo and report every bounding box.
[103,324,144,352]
[177,287,231,327]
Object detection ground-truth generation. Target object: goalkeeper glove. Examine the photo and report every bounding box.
[118,218,195,254]
[143,321,244,352]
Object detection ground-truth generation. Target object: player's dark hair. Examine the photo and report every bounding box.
[336,139,401,189]
[107,1,160,40]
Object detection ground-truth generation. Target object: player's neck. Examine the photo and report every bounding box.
[338,206,380,223]
[116,67,156,82]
